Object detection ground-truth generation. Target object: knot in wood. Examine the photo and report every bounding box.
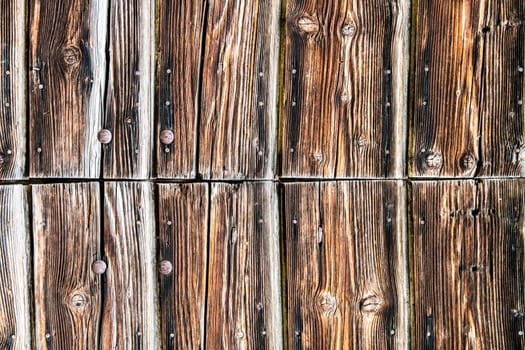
[97,129,112,144]
[160,129,175,145]
[296,16,319,34]
[317,293,337,316]
[92,260,107,274]
[61,46,82,66]
[460,153,477,171]
[69,292,88,309]
[341,22,356,36]
[423,151,442,170]
[357,136,368,148]
[159,260,173,275]
[359,294,383,314]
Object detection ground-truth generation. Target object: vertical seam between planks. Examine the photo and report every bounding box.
[202,182,212,349]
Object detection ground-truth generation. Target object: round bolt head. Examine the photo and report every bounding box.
[92,260,107,274]
[160,129,175,145]
[159,260,173,275]
[97,129,112,144]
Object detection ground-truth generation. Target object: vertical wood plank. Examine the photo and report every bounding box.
[0,186,31,348]
[284,181,408,348]
[282,0,410,178]
[410,1,525,177]
[29,0,107,178]
[158,183,208,349]
[413,180,525,348]
[198,0,280,180]
[33,183,101,349]
[156,1,205,179]
[103,0,154,179]
[0,0,26,179]
[102,182,157,348]
[207,182,282,348]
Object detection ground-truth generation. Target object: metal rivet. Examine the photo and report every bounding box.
[5,70,10,75]
[38,84,44,89]
[165,101,171,106]
[159,260,173,275]
[37,147,42,153]
[92,260,107,274]
[160,129,175,144]
[167,220,172,226]
[97,129,112,144]
[166,69,172,74]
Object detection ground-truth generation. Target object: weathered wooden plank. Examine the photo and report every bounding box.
[198,0,280,180]
[0,0,26,179]
[0,186,31,349]
[156,1,205,179]
[410,1,525,177]
[284,181,408,348]
[29,0,107,178]
[103,0,154,179]
[102,182,157,348]
[207,182,282,348]
[413,180,525,349]
[282,0,410,178]
[158,183,208,349]
[33,183,101,349]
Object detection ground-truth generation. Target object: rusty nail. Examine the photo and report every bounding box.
[92,260,107,274]
[160,129,175,145]
[159,260,173,275]
[97,129,112,144]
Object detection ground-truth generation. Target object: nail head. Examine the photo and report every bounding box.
[160,129,175,144]
[159,260,173,275]
[92,260,107,274]
[97,129,112,144]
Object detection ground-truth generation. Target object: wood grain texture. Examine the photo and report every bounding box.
[102,182,157,348]
[282,0,410,178]
[0,0,26,179]
[410,1,525,177]
[158,183,208,349]
[284,181,408,349]
[156,1,205,179]
[413,180,525,349]
[103,0,154,179]
[33,183,101,349]
[29,0,107,178]
[0,186,31,349]
[198,0,280,180]
[207,182,282,348]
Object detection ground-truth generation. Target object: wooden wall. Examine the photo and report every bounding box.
[0,0,524,349]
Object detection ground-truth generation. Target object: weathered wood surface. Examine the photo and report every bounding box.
[413,180,525,349]
[0,186,31,349]
[29,0,106,178]
[0,0,26,179]
[157,1,205,179]
[103,0,154,179]
[410,1,525,177]
[281,0,410,178]
[33,183,101,349]
[284,181,408,349]
[158,183,208,349]
[207,182,282,348]
[198,0,280,180]
[102,182,157,348]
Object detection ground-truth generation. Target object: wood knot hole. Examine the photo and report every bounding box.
[297,16,319,33]
[460,153,477,171]
[423,151,443,170]
[61,46,82,66]
[341,22,356,36]
[317,293,337,316]
[70,292,88,309]
[359,294,382,314]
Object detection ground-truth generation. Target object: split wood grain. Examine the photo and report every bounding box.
[158,183,208,349]
[102,182,157,348]
[157,1,205,179]
[198,0,280,180]
[207,182,283,348]
[412,180,525,349]
[29,0,107,178]
[103,0,154,179]
[410,0,525,177]
[0,0,26,179]
[0,186,31,349]
[33,183,101,349]
[284,181,408,349]
[282,0,410,178]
